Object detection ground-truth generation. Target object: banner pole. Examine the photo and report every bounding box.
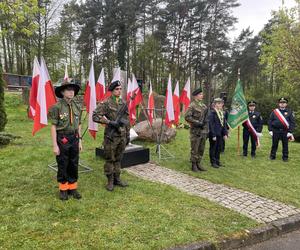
[237,126,240,155]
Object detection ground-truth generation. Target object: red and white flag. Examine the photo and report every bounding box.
[148,81,155,125]
[84,61,98,139]
[95,68,106,102]
[131,73,143,106]
[64,63,69,82]
[173,81,180,125]
[103,67,121,100]
[165,74,175,127]
[127,78,132,102]
[127,78,136,124]
[32,57,56,135]
[29,56,40,119]
[179,77,191,111]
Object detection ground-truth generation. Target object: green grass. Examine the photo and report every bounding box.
[145,118,300,209]
[2,92,294,249]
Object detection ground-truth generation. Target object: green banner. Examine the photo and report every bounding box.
[227,79,248,129]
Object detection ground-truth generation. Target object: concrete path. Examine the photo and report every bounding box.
[126,163,300,223]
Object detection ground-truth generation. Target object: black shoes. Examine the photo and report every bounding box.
[211,163,219,168]
[282,158,288,162]
[59,190,68,201]
[68,189,82,199]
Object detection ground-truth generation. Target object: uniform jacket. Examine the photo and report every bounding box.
[48,98,82,132]
[184,100,209,135]
[268,108,295,133]
[209,109,228,138]
[92,96,130,138]
[243,110,263,132]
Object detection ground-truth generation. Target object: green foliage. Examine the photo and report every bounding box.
[0,64,7,131]
[293,111,300,142]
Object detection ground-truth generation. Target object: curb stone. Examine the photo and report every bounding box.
[167,213,300,250]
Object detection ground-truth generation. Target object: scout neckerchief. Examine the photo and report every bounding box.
[215,108,224,127]
[274,108,289,130]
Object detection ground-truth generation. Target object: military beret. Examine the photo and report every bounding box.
[278,97,288,103]
[213,97,224,103]
[247,100,257,106]
[192,88,203,96]
[108,80,121,91]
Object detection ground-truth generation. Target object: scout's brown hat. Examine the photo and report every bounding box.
[55,81,80,98]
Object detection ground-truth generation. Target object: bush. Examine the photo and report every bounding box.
[293,111,300,142]
[0,132,20,146]
[0,64,7,131]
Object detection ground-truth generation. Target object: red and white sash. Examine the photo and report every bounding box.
[243,119,262,147]
[273,109,289,130]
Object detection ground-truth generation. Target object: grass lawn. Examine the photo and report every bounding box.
[0,92,296,249]
[145,115,300,209]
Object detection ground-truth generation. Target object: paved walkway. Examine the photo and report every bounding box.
[126,163,300,223]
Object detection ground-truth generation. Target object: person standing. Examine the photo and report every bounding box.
[209,98,228,168]
[268,97,295,162]
[93,81,130,191]
[242,101,263,158]
[48,81,82,201]
[184,88,209,172]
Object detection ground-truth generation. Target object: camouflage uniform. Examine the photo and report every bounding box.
[184,99,209,171]
[48,98,82,197]
[93,95,130,190]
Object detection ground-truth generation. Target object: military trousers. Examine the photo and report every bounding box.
[243,129,256,156]
[56,133,79,189]
[209,135,222,164]
[103,136,126,175]
[270,131,289,160]
[190,134,207,163]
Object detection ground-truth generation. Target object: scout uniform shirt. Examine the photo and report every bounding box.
[48,98,82,132]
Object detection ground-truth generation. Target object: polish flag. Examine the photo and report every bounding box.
[29,56,40,119]
[164,74,175,127]
[148,81,155,125]
[179,77,191,111]
[173,81,180,125]
[95,68,105,102]
[64,63,69,81]
[32,57,56,135]
[127,78,132,102]
[127,78,136,125]
[103,68,121,100]
[85,60,98,139]
[131,73,143,106]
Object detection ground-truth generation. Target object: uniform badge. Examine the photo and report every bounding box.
[59,113,68,120]
[253,115,256,118]
[284,112,288,116]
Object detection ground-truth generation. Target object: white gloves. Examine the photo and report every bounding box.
[269,131,273,137]
[287,132,292,138]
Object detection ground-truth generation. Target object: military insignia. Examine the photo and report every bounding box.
[59,113,68,120]
[284,112,288,116]
[253,115,256,118]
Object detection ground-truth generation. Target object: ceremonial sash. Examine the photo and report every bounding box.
[273,109,289,130]
[243,119,262,147]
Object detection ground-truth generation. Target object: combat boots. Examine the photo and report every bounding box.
[196,162,207,171]
[68,189,82,199]
[114,173,128,187]
[192,162,200,172]
[106,174,114,191]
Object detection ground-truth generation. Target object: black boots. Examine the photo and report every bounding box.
[59,190,68,200]
[196,162,207,171]
[192,162,200,172]
[68,189,82,199]
[106,174,114,191]
[114,173,128,187]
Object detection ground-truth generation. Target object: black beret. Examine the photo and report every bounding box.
[108,80,121,91]
[192,88,203,96]
[247,100,257,106]
[278,97,288,103]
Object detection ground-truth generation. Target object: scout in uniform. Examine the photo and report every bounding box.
[242,101,263,157]
[208,98,228,168]
[92,81,130,191]
[184,88,208,172]
[268,97,295,162]
[48,81,82,201]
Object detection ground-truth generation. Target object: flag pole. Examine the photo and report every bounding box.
[237,68,241,156]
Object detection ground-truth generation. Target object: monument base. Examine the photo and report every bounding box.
[95,144,150,168]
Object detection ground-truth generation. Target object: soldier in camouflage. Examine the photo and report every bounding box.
[92,80,130,191]
[184,88,209,172]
